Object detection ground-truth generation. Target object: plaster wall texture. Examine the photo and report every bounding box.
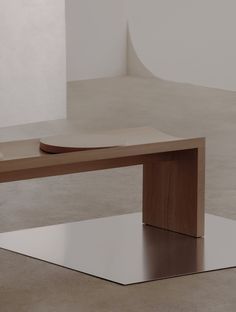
[128,0,236,91]
[66,0,127,81]
[0,0,66,127]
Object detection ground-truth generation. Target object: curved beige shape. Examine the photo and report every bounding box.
[40,127,178,154]
[127,29,154,78]
[128,0,236,91]
[40,134,125,153]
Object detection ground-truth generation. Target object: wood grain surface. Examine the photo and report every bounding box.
[0,127,205,237]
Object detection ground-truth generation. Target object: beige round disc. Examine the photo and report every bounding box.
[40,133,125,154]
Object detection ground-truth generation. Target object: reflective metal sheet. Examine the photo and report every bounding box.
[0,213,236,285]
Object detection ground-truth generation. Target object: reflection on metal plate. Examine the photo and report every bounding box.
[0,213,236,285]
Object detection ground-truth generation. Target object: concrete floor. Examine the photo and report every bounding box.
[1,76,236,311]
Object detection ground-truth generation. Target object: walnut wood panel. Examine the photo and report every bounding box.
[0,138,204,180]
[0,138,203,183]
[0,156,145,183]
[143,147,205,237]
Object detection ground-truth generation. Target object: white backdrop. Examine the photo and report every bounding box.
[0,0,66,128]
[1,0,236,128]
[66,0,127,81]
[128,0,236,91]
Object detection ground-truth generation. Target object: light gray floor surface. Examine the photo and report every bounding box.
[1,76,236,311]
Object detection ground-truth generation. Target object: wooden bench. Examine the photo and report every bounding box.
[0,126,205,237]
[2,126,236,285]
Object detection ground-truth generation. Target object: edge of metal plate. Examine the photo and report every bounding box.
[0,213,236,285]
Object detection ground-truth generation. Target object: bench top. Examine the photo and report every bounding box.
[0,127,204,183]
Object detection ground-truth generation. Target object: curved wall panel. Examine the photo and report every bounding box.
[128,0,236,91]
[127,30,154,78]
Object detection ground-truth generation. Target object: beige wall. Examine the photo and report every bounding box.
[128,0,236,91]
[0,0,66,128]
[66,0,127,81]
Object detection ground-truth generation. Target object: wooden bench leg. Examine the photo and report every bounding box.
[143,148,205,237]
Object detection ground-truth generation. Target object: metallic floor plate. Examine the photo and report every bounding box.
[0,213,236,285]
